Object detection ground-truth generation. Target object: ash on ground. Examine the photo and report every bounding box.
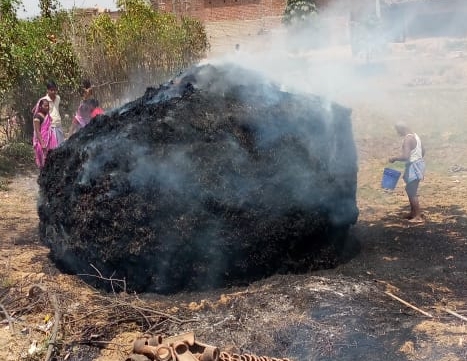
[38,63,359,294]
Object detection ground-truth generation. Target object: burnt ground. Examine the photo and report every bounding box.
[1,37,467,361]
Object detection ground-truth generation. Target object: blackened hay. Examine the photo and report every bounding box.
[38,63,359,294]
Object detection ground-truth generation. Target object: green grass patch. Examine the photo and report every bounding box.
[1,142,34,163]
[0,153,16,176]
[0,177,11,191]
[0,142,35,190]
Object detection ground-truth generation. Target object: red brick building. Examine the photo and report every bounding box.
[150,0,345,22]
[151,0,283,22]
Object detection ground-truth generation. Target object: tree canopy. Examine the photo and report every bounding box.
[0,0,208,140]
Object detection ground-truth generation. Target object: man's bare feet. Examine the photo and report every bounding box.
[408,217,424,223]
[403,213,414,219]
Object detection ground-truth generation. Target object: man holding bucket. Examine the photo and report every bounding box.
[389,123,426,223]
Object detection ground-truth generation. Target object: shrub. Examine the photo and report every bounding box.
[71,0,209,109]
[1,141,34,164]
[282,0,318,27]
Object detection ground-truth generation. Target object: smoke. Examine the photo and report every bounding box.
[199,0,467,112]
[106,0,467,127]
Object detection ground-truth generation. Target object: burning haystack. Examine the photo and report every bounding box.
[38,64,359,294]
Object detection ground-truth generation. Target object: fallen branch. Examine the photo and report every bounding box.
[45,292,61,361]
[45,293,60,361]
[77,264,127,294]
[107,298,198,324]
[444,308,467,322]
[385,291,433,318]
[28,285,61,361]
[94,80,130,89]
[0,302,14,333]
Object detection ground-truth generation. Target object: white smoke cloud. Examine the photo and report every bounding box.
[200,0,467,112]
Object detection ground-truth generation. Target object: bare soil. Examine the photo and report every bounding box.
[1,37,467,361]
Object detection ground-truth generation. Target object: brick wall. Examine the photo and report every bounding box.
[152,0,285,21]
[151,0,343,22]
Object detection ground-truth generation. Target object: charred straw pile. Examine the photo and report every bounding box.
[38,64,359,294]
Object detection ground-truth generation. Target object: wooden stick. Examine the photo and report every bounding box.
[385,291,433,318]
[445,308,467,322]
[44,292,60,361]
[0,303,14,333]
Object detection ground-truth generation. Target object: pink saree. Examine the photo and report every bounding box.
[33,111,58,168]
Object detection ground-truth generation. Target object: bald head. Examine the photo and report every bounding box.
[395,122,411,136]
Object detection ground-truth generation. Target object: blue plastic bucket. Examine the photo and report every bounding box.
[381,168,401,190]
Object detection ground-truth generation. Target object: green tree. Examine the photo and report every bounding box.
[282,0,318,27]
[1,0,208,141]
[39,0,59,18]
[72,0,208,108]
[0,3,82,139]
[0,0,20,109]
[282,0,322,51]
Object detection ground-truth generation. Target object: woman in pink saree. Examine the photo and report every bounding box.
[33,99,58,168]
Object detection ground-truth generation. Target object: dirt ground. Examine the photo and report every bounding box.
[1,36,467,361]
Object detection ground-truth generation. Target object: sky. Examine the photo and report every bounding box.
[18,0,118,19]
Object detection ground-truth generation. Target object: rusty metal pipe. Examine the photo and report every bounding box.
[155,345,172,361]
[189,340,220,361]
[199,345,220,361]
[133,338,173,361]
[133,338,157,360]
[148,335,163,346]
[220,351,231,361]
[220,354,291,361]
[173,341,198,361]
[163,331,195,346]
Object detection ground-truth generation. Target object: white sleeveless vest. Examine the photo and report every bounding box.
[408,133,423,163]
